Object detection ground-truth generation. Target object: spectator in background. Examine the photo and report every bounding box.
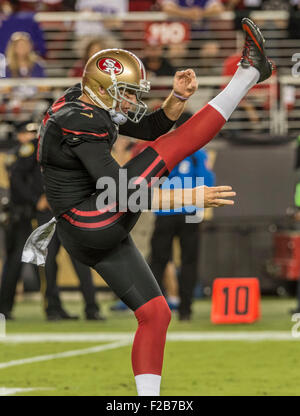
[0,121,40,320]
[143,42,176,78]
[69,38,106,78]
[159,0,224,21]
[158,0,224,73]
[1,32,46,122]
[0,1,46,57]
[224,0,290,30]
[5,31,45,78]
[74,0,128,47]
[288,0,300,39]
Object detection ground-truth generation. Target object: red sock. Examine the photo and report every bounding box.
[132,296,171,376]
[150,104,226,172]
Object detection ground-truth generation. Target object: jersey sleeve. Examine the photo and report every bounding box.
[119,108,175,141]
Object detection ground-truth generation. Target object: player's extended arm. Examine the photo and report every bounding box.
[119,108,175,140]
[162,69,198,121]
[151,185,236,210]
[119,70,198,140]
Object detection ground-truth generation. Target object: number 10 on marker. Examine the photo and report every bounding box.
[211,278,260,324]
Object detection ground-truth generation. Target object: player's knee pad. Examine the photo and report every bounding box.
[134,295,171,332]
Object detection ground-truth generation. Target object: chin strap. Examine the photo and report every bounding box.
[84,85,127,125]
[109,109,127,125]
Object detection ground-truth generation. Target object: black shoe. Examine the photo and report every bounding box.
[86,311,106,321]
[47,309,79,321]
[240,18,273,83]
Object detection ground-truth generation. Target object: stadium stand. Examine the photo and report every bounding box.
[0,9,299,133]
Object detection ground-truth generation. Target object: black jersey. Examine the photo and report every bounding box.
[38,84,175,217]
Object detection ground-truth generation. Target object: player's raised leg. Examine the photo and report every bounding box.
[149,18,273,173]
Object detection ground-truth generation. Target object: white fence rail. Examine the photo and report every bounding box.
[0,75,287,134]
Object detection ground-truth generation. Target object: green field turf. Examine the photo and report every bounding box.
[0,296,300,396]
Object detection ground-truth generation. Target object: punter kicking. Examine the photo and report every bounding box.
[23,18,272,396]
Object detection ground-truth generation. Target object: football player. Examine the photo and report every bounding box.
[24,19,272,396]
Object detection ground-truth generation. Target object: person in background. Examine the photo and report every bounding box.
[74,0,128,43]
[69,38,106,78]
[1,32,46,122]
[149,112,215,321]
[0,1,46,57]
[143,42,176,78]
[158,0,224,72]
[0,121,40,320]
[159,0,224,22]
[5,31,45,78]
[288,0,300,39]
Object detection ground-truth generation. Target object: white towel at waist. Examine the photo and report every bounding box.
[22,217,57,266]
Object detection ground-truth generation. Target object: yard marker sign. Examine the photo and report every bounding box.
[211,278,260,324]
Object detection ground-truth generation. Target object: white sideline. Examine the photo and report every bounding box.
[0,331,298,343]
[0,340,131,370]
[0,332,298,371]
[0,387,52,396]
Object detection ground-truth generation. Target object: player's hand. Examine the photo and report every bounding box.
[173,69,198,99]
[194,185,236,208]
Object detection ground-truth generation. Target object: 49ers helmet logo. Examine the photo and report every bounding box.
[97,57,123,75]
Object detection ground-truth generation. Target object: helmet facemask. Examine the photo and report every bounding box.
[107,72,151,124]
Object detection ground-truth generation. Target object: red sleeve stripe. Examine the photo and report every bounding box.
[62,128,109,138]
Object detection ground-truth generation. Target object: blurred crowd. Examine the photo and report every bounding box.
[0,0,298,130]
[0,0,299,13]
